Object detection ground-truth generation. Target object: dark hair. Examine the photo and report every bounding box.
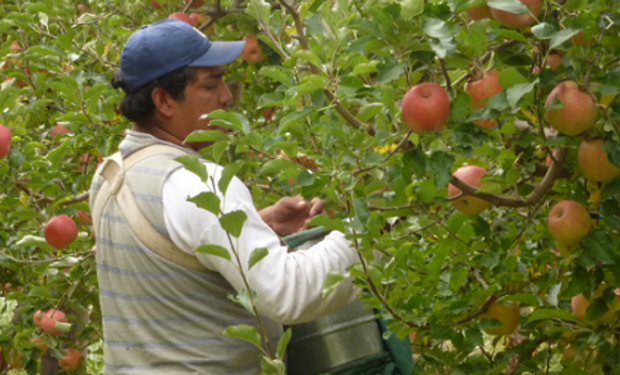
[110,67,197,124]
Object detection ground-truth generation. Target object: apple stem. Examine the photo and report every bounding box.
[438,58,453,96]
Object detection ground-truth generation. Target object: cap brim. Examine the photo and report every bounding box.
[189,41,246,67]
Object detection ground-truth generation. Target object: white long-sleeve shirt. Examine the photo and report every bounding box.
[162,155,359,325]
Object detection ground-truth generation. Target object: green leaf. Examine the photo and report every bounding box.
[545,94,565,111]
[219,160,245,195]
[195,244,231,261]
[449,267,468,292]
[527,308,575,323]
[550,28,580,49]
[222,324,263,349]
[531,23,557,40]
[54,322,73,333]
[291,75,324,98]
[498,68,529,89]
[583,229,617,265]
[228,289,258,313]
[220,210,248,238]
[248,247,268,271]
[487,0,530,14]
[403,148,427,179]
[585,298,609,322]
[259,67,292,87]
[8,148,25,169]
[357,103,384,122]
[506,79,539,107]
[428,152,455,188]
[175,155,208,183]
[322,271,348,299]
[451,91,471,121]
[353,198,370,226]
[28,286,51,298]
[203,110,244,133]
[276,328,292,359]
[400,0,424,20]
[246,0,270,24]
[185,130,230,143]
[376,62,405,85]
[258,159,298,177]
[503,293,540,307]
[293,49,321,66]
[187,192,221,216]
[16,235,52,250]
[491,29,528,42]
[465,328,484,347]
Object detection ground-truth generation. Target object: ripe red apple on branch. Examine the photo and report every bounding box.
[400,82,450,134]
[532,54,562,74]
[489,0,542,29]
[544,81,597,136]
[44,215,78,250]
[58,348,81,371]
[241,35,265,63]
[168,12,194,26]
[185,0,205,8]
[464,4,493,21]
[548,200,591,246]
[52,124,70,139]
[448,165,492,215]
[38,309,68,336]
[0,124,11,158]
[577,138,620,182]
[465,69,503,128]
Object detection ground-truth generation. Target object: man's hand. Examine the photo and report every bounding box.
[259,196,324,236]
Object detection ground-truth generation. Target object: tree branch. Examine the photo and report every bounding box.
[278,0,376,135]
[453,40,520,87]
[182,0,196,13]
[582,28,606,88]
[450,148,567,208]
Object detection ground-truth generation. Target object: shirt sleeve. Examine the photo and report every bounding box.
[162,164,360,325]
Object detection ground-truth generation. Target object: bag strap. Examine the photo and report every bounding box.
[92,144,211,273]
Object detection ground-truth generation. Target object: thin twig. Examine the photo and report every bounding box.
[582,29,606,88]
[384,130,412,162]
[182,0,196,13]
[438,58,453,95]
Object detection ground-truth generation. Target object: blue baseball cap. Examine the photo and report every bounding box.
[120,19,245,93]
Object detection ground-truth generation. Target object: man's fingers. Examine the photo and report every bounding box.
[308,197,325,217]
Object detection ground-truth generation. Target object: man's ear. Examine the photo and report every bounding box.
[151,87,174,118]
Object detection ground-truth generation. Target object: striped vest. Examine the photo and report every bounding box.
[90,133,282,375]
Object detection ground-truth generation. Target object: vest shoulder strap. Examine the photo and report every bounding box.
[92,144,211,273]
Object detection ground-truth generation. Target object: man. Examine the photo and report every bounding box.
[90,19,359,374]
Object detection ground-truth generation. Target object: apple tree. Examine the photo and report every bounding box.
[2,0,620,374]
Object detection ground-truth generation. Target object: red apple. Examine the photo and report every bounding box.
[465,70,503,128]
[489,0,542,29]
[168,12,194,26]
[58,348,81,371]
[241,34,265,63]
[40,309,68,336]
[448,165,492,215]
[465,5,493,21]
[0,124,11,158]
[44,215,78,250]
[545,81,597,136]
[10,40,20,52]
[149,0,166,7]
[532,54,562,74]
[185,0,204,8]
[548,200,591,246]
[401,82,450,134]
[77,210,93,226]
[571,31,591,46]
[30,337,47,357]
[262,107,276,121]
[52,124,70,138]
[578,138,620,182]
[479,302,520,335]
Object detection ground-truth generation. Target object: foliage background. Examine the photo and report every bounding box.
[1,0,620,374]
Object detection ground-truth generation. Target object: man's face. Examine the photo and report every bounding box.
[172,66,233,149]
